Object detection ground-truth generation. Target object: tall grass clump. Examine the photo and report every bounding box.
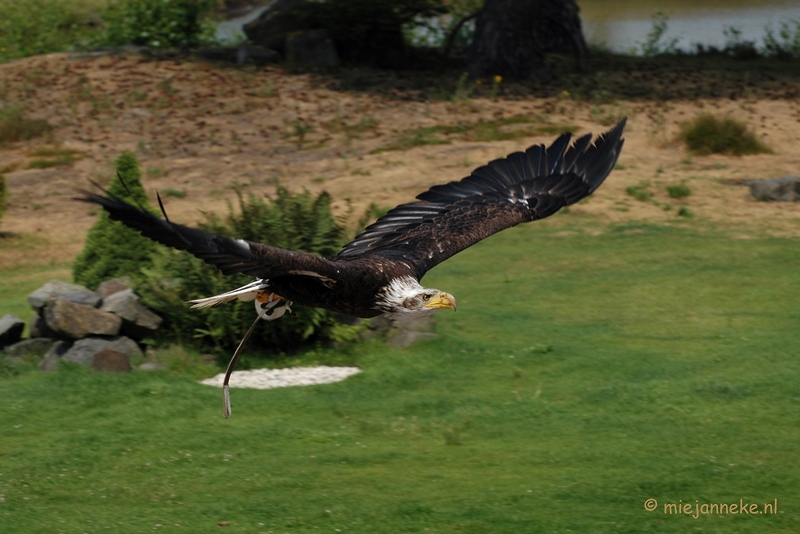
[679,114,771,156]
[98,0,218,49]
[0,106,51,145]
[72,151,159,289]
[666,183,691,199]
[135,186,359,357]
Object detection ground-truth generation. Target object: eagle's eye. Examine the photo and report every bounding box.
[421,293,431,301]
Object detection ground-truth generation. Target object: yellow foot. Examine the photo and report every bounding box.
[256,291,282,304]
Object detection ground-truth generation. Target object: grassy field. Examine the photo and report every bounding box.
[1,220,799,533]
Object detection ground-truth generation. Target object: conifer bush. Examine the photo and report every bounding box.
[73,151,159,289]
[135,186,359,357]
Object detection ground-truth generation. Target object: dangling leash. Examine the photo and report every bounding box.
[222,293,292,418]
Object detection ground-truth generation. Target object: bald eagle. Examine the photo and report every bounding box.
[79,119,625,416]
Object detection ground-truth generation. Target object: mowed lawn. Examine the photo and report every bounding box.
[1,222,799,533]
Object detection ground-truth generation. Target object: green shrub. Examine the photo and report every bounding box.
[666,183,691,199]
[680,114,772,156]
[98,0,218,49]
[0,107,51,146]
[135,186,359,357]
[73,151,159,289]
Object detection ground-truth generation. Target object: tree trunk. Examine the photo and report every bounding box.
[468,0,587,81]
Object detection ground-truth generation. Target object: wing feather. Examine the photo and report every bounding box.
[76,191,344,281]
[337,119,626,279]
[76,120,625,287]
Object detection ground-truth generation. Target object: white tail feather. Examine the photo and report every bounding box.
[188,279,269,309]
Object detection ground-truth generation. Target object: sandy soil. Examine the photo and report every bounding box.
[1,53,799,270]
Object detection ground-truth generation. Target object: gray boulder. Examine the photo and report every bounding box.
[100,289,162,340]
[386,316,440,348]
[38,340,71,372]
[359,315,392,341]
[397,316,436,333]
[195,44,281,66]
[243,0,309,53]
[62,336,142,366]
[386,330,440,349]
[92,349,132,373]
[747,176,800,201]
[4,337,55,358]
[236,44,281,65]
[139,360,166,371]
[44,298,122,339]
[28,280,102,311]
[286,30,340,68]
[29,314,58,338]
[97,276,133,299]
[0,314,25,348]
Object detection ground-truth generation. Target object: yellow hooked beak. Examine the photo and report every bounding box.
[424,292,457,311]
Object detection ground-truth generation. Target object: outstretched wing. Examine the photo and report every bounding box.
[76,191,343,281]
[337,118,626,279]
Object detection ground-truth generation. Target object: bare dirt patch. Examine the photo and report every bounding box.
[1,53,799,269]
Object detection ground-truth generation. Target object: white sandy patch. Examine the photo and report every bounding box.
[199,366,362,390]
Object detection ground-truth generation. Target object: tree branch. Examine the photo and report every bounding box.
[443,9,481,58]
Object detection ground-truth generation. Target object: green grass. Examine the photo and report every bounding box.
[680,114,772,156]
[0,107,50,146]
[2,224,800,532]
[27,148,82,169]
[371,118,578,154]
[0,259,71,323]
[625,181,651,202]
[146,166,166,178]
[160,188,187,198]
[322,116,378,137]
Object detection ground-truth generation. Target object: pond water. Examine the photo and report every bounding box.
[215,1,800,55]
[579,0,800,53]
[215,6,270,44]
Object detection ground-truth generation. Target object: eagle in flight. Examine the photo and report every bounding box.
[79,119,625,416]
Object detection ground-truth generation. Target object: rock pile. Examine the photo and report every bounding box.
[1,277,162,372]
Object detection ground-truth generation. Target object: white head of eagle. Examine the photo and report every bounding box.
[377,276,457,321]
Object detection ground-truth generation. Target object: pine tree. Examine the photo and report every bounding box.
[73,152,159,289]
